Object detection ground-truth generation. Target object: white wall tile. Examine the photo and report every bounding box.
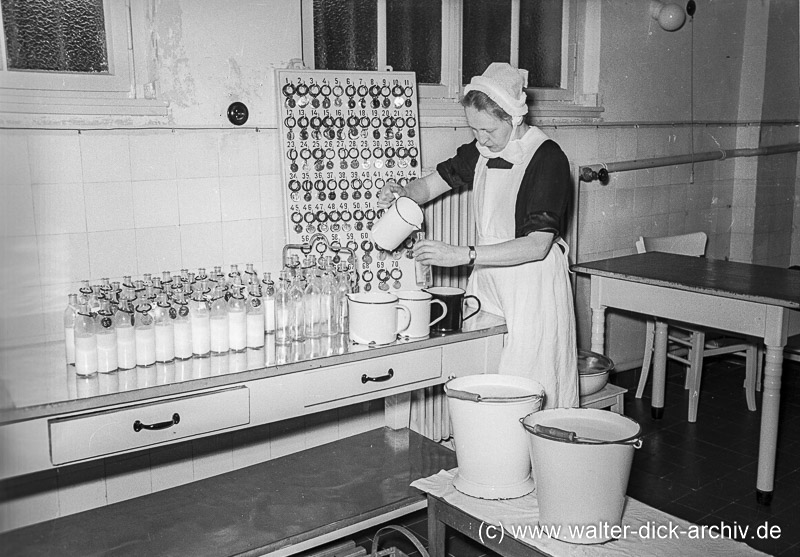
[261,217,287,272]
[219,132,259,177]
[37,233,90,285]
[259,175,286,219]
[230,424,271,469]
[175,132,219,179]
[220,175,261,221]
[28,132,83,185]
[133,179,180,228]
[222,220,263,266]
[0,472,59,532]
[41,282,77,340]
[32,183,87,235]
[80,133,131,183]
[256,130,282,175]
[105,453,152,504]
[0,183,36,237]
[1,235,41,286]
[88,230,138,278]
[191,434,233,481]
[84,181,135,232]
[56,462,107,517]
[136,226,182,274]
[149,442,194,492]
[181,222,223,269]
[129,132,177,182]
[269,416,306,458]
[177,177,221,225]
[0,132,31,185]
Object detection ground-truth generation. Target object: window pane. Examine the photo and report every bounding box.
[386,0,441,84]
[2,0,108,72]
[462,0,511,84]
[519,0,562,88]
[313,0,377,71]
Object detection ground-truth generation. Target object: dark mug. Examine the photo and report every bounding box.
[424,286,481,333]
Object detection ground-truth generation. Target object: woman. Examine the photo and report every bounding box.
[378,62,578,409]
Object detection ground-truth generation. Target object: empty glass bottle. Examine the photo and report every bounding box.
[64,293,79,365]
[336,264,352,334]
[289,271,306,343]
[320,269,338,337]
[74,303,98,376]
[303,261,323,340]
[274,271,291,346]
[262,272,276,334]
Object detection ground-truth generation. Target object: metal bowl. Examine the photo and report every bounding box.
[577,349,614,396]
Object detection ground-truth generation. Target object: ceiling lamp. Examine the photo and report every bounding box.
[649,1,686,32]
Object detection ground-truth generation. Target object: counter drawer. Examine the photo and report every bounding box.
[49,386,250,465]
[304,348,442,407]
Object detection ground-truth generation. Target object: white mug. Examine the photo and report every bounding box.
[347,292,412,345]
[370,196,424,251]
[395,290,448,339]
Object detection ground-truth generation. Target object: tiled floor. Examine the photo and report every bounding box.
[343,356,800,557]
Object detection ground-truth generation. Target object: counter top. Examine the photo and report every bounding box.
[0,311,506,424]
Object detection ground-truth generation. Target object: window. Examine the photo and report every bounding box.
[0,0,165,122]
[303,0,593,114]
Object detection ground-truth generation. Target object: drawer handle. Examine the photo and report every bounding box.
[362,369,394,384]
[133,413,180,432]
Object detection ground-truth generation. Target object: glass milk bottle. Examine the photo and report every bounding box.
[246,283,265,349]
[115,295,137,369]
[63,293,79,365]
[134,303,157,367]
[95,300,118,373]
[245,263,258,285]
[189,287,211,356]
[154,294,175,362]
[262,272,276,334]
[227,283,247,352]
[209,285,230,353]
[172,291,193,359]
[74,304,98,376]
[274,271,291,345]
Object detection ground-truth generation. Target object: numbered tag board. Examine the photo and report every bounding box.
[276,69,423,292]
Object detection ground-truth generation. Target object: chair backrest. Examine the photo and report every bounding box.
[635,232,708,257]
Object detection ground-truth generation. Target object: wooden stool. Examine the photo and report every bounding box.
[580,383,627,414]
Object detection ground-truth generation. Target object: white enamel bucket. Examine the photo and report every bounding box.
[445,375,545,499]
[521,408,643,544]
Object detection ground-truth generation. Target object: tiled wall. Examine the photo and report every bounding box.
[0,402,385,532]
[0,128,288,349]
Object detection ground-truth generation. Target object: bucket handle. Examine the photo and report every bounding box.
[447,386,543,404]
[523,423,643,448]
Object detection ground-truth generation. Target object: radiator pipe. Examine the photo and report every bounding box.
[579,142,800,184]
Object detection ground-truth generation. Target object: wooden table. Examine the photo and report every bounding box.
[572,253,800,505]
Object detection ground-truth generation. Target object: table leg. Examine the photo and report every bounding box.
[756,343,784,505]
[651,321,668,419]
[427,495,446,557]
[590,306,606,354]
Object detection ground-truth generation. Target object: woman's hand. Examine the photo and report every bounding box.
[413,240,470,268]
[376,180,407,208]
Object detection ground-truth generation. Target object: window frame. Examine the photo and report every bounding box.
[301,0,599,120]
[0,0,166,124]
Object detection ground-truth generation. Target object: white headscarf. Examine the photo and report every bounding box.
[463,63,530,164]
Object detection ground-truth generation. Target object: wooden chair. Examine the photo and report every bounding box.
[635,232,759,422]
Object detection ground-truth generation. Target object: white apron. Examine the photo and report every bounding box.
[466,127,579,409]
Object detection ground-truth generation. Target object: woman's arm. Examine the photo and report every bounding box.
[378,172,451,206]
[413,231,556,268]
